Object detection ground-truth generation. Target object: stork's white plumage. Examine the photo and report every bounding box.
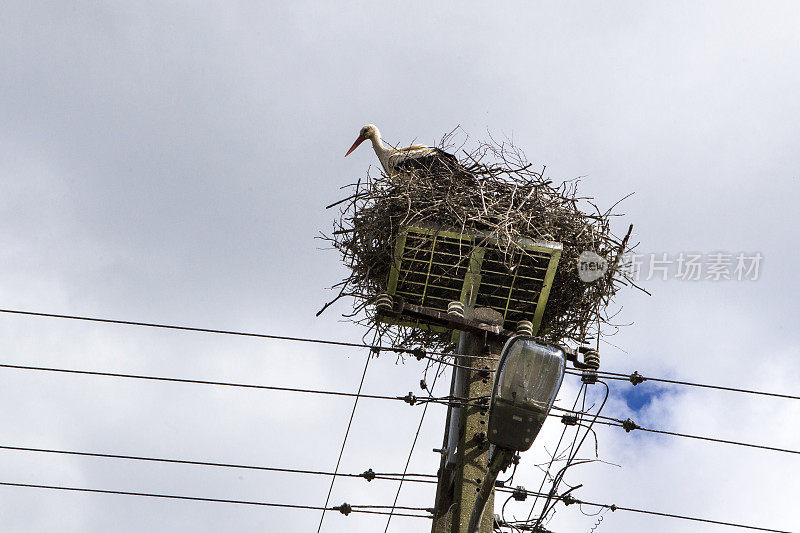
[345,124,459,178]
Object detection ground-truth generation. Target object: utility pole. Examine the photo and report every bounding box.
[432,307,504,533]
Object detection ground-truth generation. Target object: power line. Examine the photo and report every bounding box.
[0,362,406,403]
[524,383,586,523]
[565,369,799,401]
[5,307,795,529]
[0,481,433,519]
[602,419,800,456]
[0,443,435,483]
[501,487,792,533]
[0,362,479,410]
[550,407,800,456]
[9,307,797,399]
[533,381,610,528]
[0,307,489,370]
[0,307,382,349]
[586,501,792,533]
[383,358,446,532]
[0,379,791,530]
[317,350,372,533]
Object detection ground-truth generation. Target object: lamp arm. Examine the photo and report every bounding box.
[467,447,515,533]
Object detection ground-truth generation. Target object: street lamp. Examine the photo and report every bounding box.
[488,336,566,451]
[468,336,566,533]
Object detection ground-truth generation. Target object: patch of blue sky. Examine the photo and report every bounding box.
[619,381,673,412]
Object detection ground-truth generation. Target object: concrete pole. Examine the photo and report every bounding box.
[432,308,504,533]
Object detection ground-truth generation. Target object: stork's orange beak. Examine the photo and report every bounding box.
[345,135,367,157]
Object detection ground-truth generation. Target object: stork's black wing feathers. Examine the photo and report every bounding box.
[394,148,461,176]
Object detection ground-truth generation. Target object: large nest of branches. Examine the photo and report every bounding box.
[320,132,638,353]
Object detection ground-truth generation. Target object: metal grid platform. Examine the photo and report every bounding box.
[381,225,562,336]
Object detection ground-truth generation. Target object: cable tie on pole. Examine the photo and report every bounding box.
[629,371,646,385]
[360,469,376,482]
[335,502,352,516]
[622,418,639,432]
[474,396,490,407]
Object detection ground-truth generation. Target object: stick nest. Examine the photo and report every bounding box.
[320,131,639,353]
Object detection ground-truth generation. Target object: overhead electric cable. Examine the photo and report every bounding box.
[548,407,800,456]
[564,369,799,401]
[0,307,493,364]
[534,381,609,528]
[0,308,382,348]
[595,418,800,456]
[383,359,446,532]
[316,350,372,533]
[499,485,792,532]
[0,481,433,518]
[0,362,399,402]
[0,443,436,483]
[0,362,469,408]
[575,500,792,533]
[10,307,798,399]
[524,384,586,522]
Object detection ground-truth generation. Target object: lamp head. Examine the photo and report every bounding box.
[488,336,566,451]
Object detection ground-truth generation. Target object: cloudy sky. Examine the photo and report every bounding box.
[1,2,798,532]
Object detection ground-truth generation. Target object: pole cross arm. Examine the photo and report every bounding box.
[377,298,516,341]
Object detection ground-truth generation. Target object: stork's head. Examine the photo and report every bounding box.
[345,124,379,157]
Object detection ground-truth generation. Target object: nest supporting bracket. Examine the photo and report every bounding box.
[376,296,515,341]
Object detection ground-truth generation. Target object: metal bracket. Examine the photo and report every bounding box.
[377,298,516,341]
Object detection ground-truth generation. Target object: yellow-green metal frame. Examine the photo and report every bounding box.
[382,224,562,337]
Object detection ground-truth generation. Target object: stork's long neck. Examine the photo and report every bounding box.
[369,129,394,175]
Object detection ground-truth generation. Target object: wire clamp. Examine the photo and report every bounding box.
[561,493,577,506]
[629,371,646,385]
[335,502,352,516]
[561,413,579,426]
[360,468,376,482]
[412,347,426,361]
[512,486,528,501]
[622,418,639,432]
[401,392,417,405]
[581,370,598,384]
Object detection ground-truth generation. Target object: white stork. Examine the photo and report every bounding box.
[344,124,459,178]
